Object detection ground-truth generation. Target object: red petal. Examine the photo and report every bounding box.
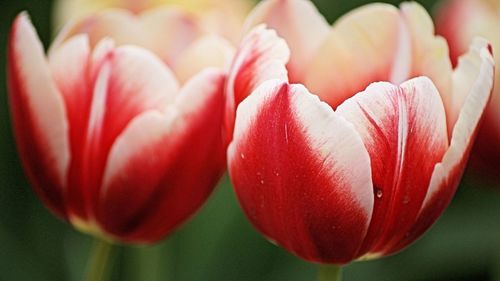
[8,13,70,219]
[336,77,448,256]
[228,80,373,263]
[48,34,93,220]
[225,25,290,143]
[387,38,494,255]
[96,69,226,242]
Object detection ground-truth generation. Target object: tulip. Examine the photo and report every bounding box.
[435,0,500,187]
[53,0,254,43]
[226,0,494,266]
[8,9,230,244]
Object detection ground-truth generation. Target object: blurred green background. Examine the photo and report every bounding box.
[1,0,500,280]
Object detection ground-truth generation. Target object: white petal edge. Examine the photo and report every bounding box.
[421,38,494,208]
[10,13,70,187]
[225,25,290,140]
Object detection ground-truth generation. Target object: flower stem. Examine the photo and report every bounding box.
[85,238,115,281]
[318,264,342,281]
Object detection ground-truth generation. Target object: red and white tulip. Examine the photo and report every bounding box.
[226,0,494,264]
[435,0,500,186]
[7,9,230,243]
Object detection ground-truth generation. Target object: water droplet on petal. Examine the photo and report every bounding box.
[375,188,383,199]
[240,153,245,159]
[260,180,265,185]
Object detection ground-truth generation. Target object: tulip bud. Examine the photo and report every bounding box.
[7,7,232,243]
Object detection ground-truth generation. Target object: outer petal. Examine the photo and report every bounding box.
[436,0,500,182]
[225,25,290,143]
[48,35,93,221]
[8,13,70,218]
[303,4,403,109]
[243,0,329,82]
[388,38,494,255]
[448,39,495,135]
[96,69,226,242]
[228,80,373,263]
[336,77,448,256]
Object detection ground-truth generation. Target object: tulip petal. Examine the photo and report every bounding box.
[66,42,180,221]
[50,9,142,55]
[303,4,404,109]
[448,38,494,132]
[50,7,203,68]
[7,13,70,218]
[97,69,226,242]
[243,0,329,82]
[139,7,203,66]
[228,80,373,263]
[400,2,452,134]
[336,77,448,255]
[48,34,93,220]
[225,25,290,143]
[387,38,494,255]
[173,35,235,83]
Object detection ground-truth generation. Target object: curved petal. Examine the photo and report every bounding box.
[50,7,203,68]
[173,35,235,83]
[243,0,329,82]
[48,34,93,220]
[447,38,495,133]
[97,69,226,242]
[336,77,448,256]
[401,2,452,134]
[387,38,494,255]
[50,9,142,55]
[8,13,70,219]
[67,42,180,222]
[303,3,403,109]
[225,25,290,143]
[228,80,373,263]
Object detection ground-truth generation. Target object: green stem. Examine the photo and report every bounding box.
[84,238,115,281]
[318,264,342,281]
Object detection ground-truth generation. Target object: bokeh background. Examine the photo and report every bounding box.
[1,0,499,280]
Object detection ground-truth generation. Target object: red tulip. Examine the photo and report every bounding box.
[435,0,500,186]
[226,0,494,264]
[7,12,228,243]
